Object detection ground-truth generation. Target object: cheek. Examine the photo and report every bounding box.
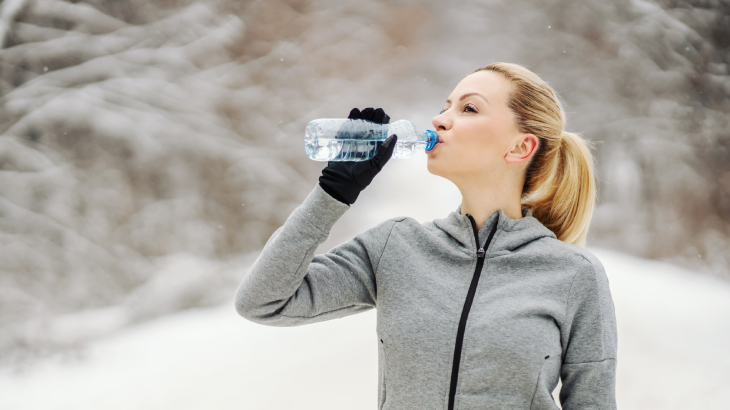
[453,131,505,172]
[458,128,496,159]
[427,122,506,177]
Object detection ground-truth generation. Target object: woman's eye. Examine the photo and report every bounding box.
[464,104,477,113]
[439,108,446,114]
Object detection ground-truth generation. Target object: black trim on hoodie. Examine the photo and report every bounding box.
[447,214,500,410]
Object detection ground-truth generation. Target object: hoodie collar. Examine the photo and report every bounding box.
[432,204,556,256]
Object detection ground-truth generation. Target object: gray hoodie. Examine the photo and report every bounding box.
[236,184,617,410]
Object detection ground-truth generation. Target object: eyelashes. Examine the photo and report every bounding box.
[439,104,477,115]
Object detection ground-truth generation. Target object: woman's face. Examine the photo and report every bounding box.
[427,70,521,183]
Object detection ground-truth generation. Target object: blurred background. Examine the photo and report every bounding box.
[0,0,728,408]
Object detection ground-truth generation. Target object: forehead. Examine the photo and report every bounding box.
[449,70,512,102]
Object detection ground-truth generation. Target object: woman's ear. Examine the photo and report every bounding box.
[505,134,539,164]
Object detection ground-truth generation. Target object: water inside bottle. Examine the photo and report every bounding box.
[305,138,427,161]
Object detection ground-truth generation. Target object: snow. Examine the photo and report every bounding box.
[598,249,730,409]
[0,302,378,410]
[1,249,729,409]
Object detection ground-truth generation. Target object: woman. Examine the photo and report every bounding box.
[236,62,617,410]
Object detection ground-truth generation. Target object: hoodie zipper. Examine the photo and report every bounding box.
[447,214,499,410]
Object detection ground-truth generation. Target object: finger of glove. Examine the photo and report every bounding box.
[372,108,388,124]
[339,108,362,138]
[348,108,361,119]
[352,135,397,187]
[373,134,397,170]
[360,107,375,121]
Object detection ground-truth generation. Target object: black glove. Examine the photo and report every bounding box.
[319,107,398,205]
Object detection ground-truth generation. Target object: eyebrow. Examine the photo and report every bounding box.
[446,92,489,106]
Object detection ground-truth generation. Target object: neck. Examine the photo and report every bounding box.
[456,174,524,229]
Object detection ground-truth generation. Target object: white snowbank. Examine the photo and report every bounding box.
[595,249,730,410]
[1,249,729,410]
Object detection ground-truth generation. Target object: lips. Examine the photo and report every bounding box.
[433,132,444,144]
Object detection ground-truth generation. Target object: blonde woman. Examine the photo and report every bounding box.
[236,63,617,410]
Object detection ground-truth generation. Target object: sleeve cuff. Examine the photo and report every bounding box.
[294,183,351,233]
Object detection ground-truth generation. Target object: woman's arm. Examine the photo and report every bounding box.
[235,184,395,326]
[236,107,396,326]
[559,253,618,410]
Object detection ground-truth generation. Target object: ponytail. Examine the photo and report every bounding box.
[472,63,596,247]
[522,131,595,246]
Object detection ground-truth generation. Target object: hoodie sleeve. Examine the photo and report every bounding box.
[235,184,395,326]
[559,254,618,410]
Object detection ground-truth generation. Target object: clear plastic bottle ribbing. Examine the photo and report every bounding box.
[304,118,438,162]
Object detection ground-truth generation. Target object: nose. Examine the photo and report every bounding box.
[432,110,451,131]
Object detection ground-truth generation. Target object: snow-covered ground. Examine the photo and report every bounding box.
[1,248,729,410]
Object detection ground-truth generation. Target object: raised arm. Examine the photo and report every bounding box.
[236,107,397,326]
[559,254,618,410]
[235,184,395,326]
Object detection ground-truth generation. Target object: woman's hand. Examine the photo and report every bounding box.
[318,107,398,205]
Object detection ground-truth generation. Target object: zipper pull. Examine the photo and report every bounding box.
[477,248,485,258]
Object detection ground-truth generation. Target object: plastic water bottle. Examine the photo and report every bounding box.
[304,119,438,161]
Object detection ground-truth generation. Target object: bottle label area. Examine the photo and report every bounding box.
[305,139,428,161]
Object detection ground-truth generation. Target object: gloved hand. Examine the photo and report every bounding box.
[318,107,398,205]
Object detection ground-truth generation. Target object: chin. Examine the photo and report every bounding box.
[426,156,443,177]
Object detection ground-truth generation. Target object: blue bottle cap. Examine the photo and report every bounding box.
[425,130,438,151]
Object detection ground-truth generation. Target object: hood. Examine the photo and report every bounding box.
[432,204,557,256]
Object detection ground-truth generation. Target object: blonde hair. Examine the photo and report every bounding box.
[472,63,596,247]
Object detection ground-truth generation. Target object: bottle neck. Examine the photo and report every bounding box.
[425,130,438,151]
